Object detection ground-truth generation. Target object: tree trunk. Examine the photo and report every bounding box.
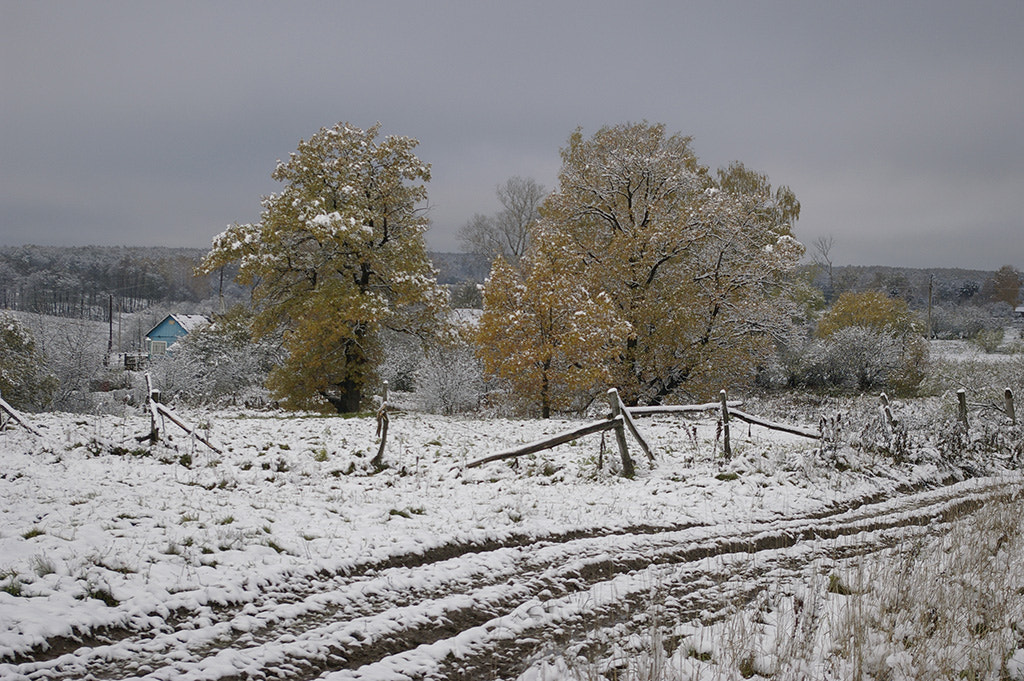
[321,339,366,414]
[540,361,551,419]
[322,379,363,414]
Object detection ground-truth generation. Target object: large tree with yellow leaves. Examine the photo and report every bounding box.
[524,122,804,405]
[198,122,446,413]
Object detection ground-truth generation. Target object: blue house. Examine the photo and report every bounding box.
[145,314,210,358]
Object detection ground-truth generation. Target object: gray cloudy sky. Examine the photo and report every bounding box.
[2,1,1022,269]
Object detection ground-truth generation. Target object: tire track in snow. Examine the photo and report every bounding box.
[3,476,1020,680]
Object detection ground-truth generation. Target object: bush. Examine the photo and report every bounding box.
[930,305,1000,340]
[970,327,1005,354]
[787,326,928,394]
[415,339,485,414]
[150,306,278,407]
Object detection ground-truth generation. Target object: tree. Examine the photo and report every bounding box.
[814,290,928,393]
[458,176,546,268]
[0,313,57,411]
[816,290,919,339]
[812,235,836,303]
[198,122,447,413]
[531,122,803,404]
[476,255,629,418]
[984,265,1022,307]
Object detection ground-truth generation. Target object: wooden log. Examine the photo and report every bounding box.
[719,390,732,459]
[145,372,160,443]
[371,382,390,469]
[879,392,897,430]
[1006,388,1016,426]
[628,401,743,417]
[465,417,623,469]
[728,409,822,440]
[0,394,42,437]
[607,390,636,478]
[154,403,223,454]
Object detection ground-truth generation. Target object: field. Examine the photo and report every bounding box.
[2,344,1024,680]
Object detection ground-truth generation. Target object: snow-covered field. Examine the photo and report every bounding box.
[2,388,1023,679]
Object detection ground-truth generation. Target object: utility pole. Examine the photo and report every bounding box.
[927,274,934,339]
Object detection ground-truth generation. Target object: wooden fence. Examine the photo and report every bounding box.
[463,388,822,475]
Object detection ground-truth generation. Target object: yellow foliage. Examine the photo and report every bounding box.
[531,122,804,404]
[476,254,629,417]
[816,290,918,339]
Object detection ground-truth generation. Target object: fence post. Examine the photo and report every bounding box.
[371,381,389,470]
[719,389,732,460]
[1006,388,1017,426]
[607,389,635,478]
[879,392,897,430]
[145,372,160,443]
[957,388,969,433]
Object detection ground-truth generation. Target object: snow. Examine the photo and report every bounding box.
[1,397,1022,678]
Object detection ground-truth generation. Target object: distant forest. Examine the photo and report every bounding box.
[0,244,1006,321]
[0,245,491,320]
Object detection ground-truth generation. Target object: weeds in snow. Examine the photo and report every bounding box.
[572,494,1024,680]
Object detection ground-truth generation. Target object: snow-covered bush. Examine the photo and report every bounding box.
[150,307,278,407]
[930,304,1001,340]
[971,327,1005,354]
[784,326,928,394]
[415,339,485,415]
[378,330,423,394]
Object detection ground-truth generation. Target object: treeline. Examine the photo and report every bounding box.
[0,245,492,320]
[807,264,1010,309]
[0,245,226,319]
[0,244,1009,322]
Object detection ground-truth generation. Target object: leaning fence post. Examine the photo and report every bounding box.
[957,388,969,433]
[371,381,389,470]
[145,372,160,444]
[879,392,897,430]
[607,389,635,478]
[719,389,732,459]
[1005,388,1016,426]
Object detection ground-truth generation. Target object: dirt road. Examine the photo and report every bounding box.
[5,476,1019,680]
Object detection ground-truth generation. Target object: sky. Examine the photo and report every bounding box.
[2,1,1022,270]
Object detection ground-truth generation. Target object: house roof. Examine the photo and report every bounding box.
[146,314,211,338]
[169,314,211,333]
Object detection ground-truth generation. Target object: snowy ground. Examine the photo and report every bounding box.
[1,394,1022,679]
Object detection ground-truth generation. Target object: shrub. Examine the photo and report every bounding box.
[789,326,928,394]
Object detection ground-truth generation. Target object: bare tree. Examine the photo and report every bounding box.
[458,177,546,268]
[813,235,836,303]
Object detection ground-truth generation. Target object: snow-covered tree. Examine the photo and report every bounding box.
[983,265,1022,307]
[476,254,629,418]
[198,122,447,413]
[26,315,106,411]
[532,122,804,404]
[416,335,485,415]
[816,290,919,339]
[0,314,56,411]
